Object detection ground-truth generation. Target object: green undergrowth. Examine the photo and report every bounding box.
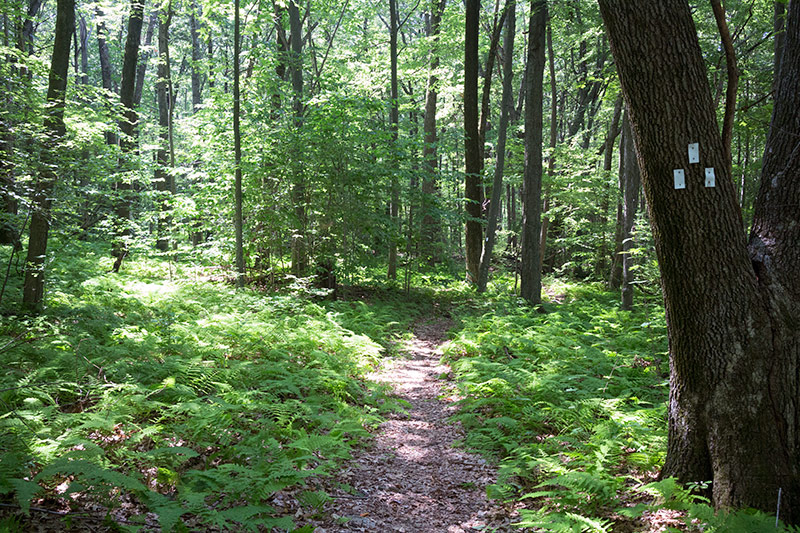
[444,280,796,532]
[0,245,422,531]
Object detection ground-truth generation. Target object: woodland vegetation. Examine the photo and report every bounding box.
[0,0,798,531]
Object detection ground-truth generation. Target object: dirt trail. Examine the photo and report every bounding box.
[313,317,520,532]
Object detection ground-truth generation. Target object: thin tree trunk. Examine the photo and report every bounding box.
[233,0,244,288]
[608,122,625,289]
[387,0,399,279]
[520,0,546,304]
[477,0,514,293]
[464,0,482,283]
[289,2,307,277]
[619,112,639,310]
[96,6,114,94]
[189,0,203,112]
[133,13,157,108]
[711,0,737,177]
[774,0,786,91]
[539,18,557,271]
[478,3,508,162]
[22,0,74,310]
[111,0,145,273]
[597,94,623,277]
[421,0,446,265]
[78,15,88,85]
[155,4,173,252]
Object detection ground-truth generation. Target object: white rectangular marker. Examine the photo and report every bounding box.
[705,167,715,187]
[674,169,686,189]
[688,143,699,163]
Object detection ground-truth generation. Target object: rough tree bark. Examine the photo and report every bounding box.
[599,0,800,522]
[477,0,515,293]
[520,0,546,305]
[464,0,482,283]
[22,0,74,310]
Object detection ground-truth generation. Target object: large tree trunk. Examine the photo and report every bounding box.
[155,4,173,252]
[477,0,515,293]
[619,112,639,311]
[599,0,800,522]
[22,0,74,310]
[111,0,145,273]
[519,0,546,305]
[463,0,482,283]
[420,0,446,265]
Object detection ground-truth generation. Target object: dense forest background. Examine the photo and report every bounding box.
[0,0,778,301]
[0,0,795,531]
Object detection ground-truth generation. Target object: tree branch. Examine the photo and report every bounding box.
[711,0,738,177]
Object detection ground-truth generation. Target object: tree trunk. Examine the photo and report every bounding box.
[596,94,623,278]
[20,0,43,56]
[539,18,557,273]
[289,2,307,277]
[0,0,43,249]
[421,0,446,265]
[599,0,800,522]
[78,15,88,85]
[774,0,786,90]
[155,4,173,253]
[233,0,245,288]
[478,3,507,163]
[387,0,399,280]
[477,0,515,293]
[464,0,482,283]
[96,6,114,94]
[619,112,639,311]
[506,183,516,249]
[520,0,546,305]
[608,115,625,290]
[711,0,737,178]
[133,13,157,108]
[111,0,145,273]
[22,0,74,311]
[189,0,203,113]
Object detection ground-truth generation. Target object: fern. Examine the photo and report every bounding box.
[516,509,613,533]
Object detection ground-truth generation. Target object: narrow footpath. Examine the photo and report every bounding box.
[313,317,522,532]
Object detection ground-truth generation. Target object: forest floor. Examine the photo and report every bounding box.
[309,316,525,533]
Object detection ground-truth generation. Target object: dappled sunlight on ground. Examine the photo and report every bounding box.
[312,317,525,532]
